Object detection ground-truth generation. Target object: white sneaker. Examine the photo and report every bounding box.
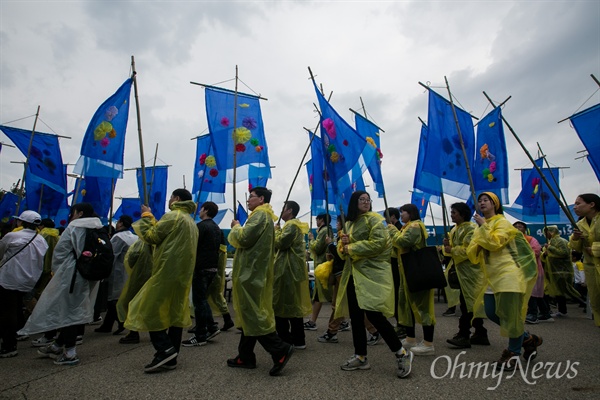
[401,338,418,350]
[411,342,435,356]
[31,336,54,347]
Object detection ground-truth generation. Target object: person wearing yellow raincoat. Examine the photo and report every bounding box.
[444,202,489,349]
[337,191,413,379]
[125,189,198,373]
[389,203,436,356]
[34,219,60,300]
[226,187,294,377]
[305,213,333,330]
[116,238,153,344]
[570,193,600,326]
[542,225,587,317]
[467,192,540,371]
[273,201,312,349]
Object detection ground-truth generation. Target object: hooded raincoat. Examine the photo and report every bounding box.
[116,239,153,323]
[443,221,486,314]
[570,213,600,326]
[542,227,581,300]
[125,200,198,332]
[107,229,137,301]
[273,219,312,318]
[334,212,394,319]
[467,214,537,337]
[228,203,277,336]
[389,220,435,327]
[18,217,103,335]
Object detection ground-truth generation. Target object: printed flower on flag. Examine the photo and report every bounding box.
[104,106,118,121]
[209,168,219,177]
[366,137,376,148]
[322,118,336,139]
[479,143,498,182]
[242,117,257,130]
[205,155,216,168]
[234,127,252,144]
[221,117,230,127]
[199,153,207,165]
[236,143,246,152]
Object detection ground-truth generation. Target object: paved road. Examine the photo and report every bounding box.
[2,301,599,400]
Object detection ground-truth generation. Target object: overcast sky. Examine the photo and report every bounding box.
[1,0,599,225]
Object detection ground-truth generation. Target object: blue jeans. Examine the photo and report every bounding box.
[192,270,217,336]
[484,293,528,354]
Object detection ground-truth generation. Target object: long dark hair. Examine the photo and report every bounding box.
[577,193,600,211]
[399,203,421,221]
[346,191,371,222]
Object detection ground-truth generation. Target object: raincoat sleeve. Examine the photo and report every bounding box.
[111,235,129,264]
[228,213,268,249]
[451,223,474,265]
[390,222,424,252]
[310,227,330,256]
[470,218,516,252]
[275,223,297,251]
[133,212,176,247]
[545,236,570,258]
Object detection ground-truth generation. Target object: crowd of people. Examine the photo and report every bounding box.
[0,188,598,379]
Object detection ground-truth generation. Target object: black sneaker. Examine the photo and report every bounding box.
[442,307,456,317]
[339,321,351,332]
[182,335,207,347]
[222,319,235,332]
[227,356,257,369]
[522,333,543,361]
[303,321,317,331]
[161,359,177,371]
[119,333,140,344]
[206,329,221,341]
[446,334,471,349]
[144,347,177,373]
[269,345,294,376]
[0,348,18,358]
[470,333,490,346]
[317,332,339,343]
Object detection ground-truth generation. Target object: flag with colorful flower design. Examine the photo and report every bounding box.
[73,78,133,179]
[192,134,226,204]
[0,125,67,195]
[205,87,270,182]
[313,81,375,202]
[354,113,385,198]
[473,107,509,204]
[512,158,561,217]
[422,89,475,200]
[136,165,168,219]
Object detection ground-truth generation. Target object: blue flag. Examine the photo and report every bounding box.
[354,113,385,198]
[473,107,509,204]
[0,125,67,194]
[205,87,270,182]
[410,190,429,220]
[73,176,115,222]
[192,134,226,204]
[248,165,270,191]
[313,81,375,200]
[413,122,442,204]
[236,202,248,226]
[512,158,561,217]
[136,165,168,219]
[0,192,24,223]
[113,198,143,223]
[25,165,68,218]
[422,89,475,199]
[569,103,600,181]
[74,79,133,179]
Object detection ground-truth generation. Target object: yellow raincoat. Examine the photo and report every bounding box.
[570,213,600,326]
[443,221,486,315]
[207,244,230,316]
[542,227,581,299]
[310,225,333,302]
[35,227,60,297]
[334,212,394,319]
[125,200,199,332]
[116,239,153,323]
[389,220,435,327]
[467,214,537,337]
[228,203,277,336]
[273,219,312,318]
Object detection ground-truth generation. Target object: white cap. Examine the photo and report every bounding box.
[17,210,42,225]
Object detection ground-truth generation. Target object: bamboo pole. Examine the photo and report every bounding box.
[109,178,115,234]
[37,184,44,214]
[131,56,148,205]
[72,176,82,205]
[483,91,577,226]
[15,105,41,215]
[232,66,239,214]
[148,143,159,206]
[444,76,479,210]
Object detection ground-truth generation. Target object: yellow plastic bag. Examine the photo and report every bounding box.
[314,260,333,289]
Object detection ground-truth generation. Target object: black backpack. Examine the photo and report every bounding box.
[69,228,114,293]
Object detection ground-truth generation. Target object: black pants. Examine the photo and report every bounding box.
[149,327,183,354]
[527,296,551,317]
[346,277,401,356]
[275,316,305,347]
[55,324,84,348]
[237,330,289,364]
[191,270,217,336]
[457,290,486,337]
[0,286,24,351]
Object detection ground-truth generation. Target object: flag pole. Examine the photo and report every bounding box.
[131,56,148,206]
[148,143,159,204]
[232,65,239,214]
[483,91,577,226]
[37,184,44,214]
[444,77,479,210]
[109,178,115,234]
[15,105,41,215]
[536,142,571,210]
